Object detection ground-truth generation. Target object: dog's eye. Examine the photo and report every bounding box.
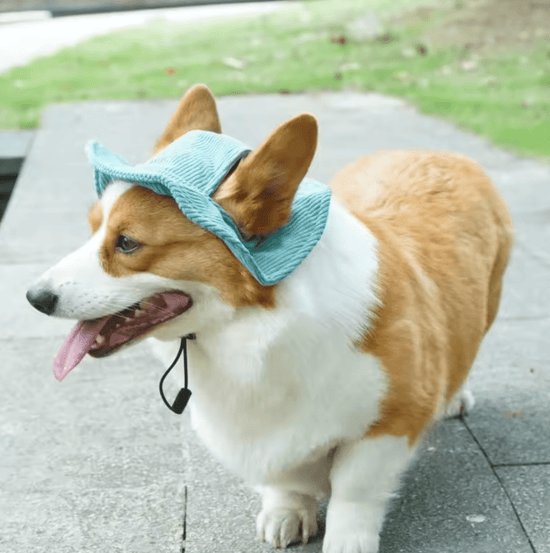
[114,235,142,254]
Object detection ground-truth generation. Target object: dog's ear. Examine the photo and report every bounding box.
[153,84,222,155]
[214,113,318,238]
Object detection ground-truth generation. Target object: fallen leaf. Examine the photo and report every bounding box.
[377,33,394,43]
[164,67,176,75]
[222,56,245,70]
[330,35,347,45]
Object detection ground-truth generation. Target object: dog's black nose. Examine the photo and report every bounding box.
[26,288,59,315]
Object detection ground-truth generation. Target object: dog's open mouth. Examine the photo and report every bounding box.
[53,291,192,381]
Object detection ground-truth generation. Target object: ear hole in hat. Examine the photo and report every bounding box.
[213,113,318,238]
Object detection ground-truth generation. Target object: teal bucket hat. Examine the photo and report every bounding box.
[87,130,331,286]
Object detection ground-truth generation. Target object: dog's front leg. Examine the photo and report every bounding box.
[256,487,319,548]
[323,435,413,553]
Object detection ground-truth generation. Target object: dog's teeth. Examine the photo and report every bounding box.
[124,316,131,322]
[96,335,105,344]
[135,309,143,316]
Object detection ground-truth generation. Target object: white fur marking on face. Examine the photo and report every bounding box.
[29,180,236,340]
[33,181,136,319]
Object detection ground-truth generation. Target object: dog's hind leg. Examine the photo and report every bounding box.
[444,384,475,419]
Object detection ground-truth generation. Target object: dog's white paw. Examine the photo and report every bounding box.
[256,491,318,548]
[444,388,475,419]
[322,531,379,553]
[323,498,381,553]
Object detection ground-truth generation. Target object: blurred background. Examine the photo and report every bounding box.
[1,4,549,552]
[0,0,549,218]
[0,0,548,156]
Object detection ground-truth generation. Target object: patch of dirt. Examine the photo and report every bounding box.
[397,0,550,54]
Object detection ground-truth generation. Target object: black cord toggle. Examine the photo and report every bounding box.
[159,334,196,415]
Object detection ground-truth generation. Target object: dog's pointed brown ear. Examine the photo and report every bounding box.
[214,113,318,238]
[153,84,221,155]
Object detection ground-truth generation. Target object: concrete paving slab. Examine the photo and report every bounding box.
[0,130,35,159]
[30,93,550,210]
[2,92,549,553]
[496,465,550,553]
[0,130,34,176]
[472,317,550,394]
[513,223,550,270]
[380,420,534,553]
[0,263,75,339]
[464,388,550,467]
[0,207,94,264]
[464,311,550,466]
[496,246,550,321]
[183,418,533,553]
[0,337,186,553]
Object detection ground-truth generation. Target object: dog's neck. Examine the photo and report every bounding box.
[176,200,383,480]
[192,198,379,358]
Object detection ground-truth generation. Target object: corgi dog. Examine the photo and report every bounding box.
[26,85,513,553]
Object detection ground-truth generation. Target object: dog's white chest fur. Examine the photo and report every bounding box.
[153,201,386,485]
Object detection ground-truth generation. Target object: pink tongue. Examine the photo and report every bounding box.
[53,318,108,381]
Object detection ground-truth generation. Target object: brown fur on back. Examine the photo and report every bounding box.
[330,151,513,443]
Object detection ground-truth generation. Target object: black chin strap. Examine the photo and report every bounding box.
[159,334,196,414]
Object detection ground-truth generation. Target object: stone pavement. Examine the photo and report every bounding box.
[1,92,549,553]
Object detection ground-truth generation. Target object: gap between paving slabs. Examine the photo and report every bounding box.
[461,418,538,553]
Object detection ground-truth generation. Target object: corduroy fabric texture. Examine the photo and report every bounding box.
[87,130,331,286]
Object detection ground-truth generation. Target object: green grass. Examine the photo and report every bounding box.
[0,0,549,158]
